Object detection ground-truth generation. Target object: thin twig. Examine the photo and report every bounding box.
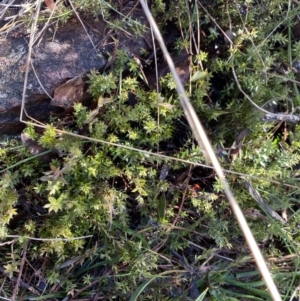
[139,1,282,300]
[0,239,17,247]
[11,242,28,301]
[68,0,97,50]
[232,67,300,123]
[0,266,40,296]
[172,165,192,227]
[5,235,93,241]
[20,0,42,122]
[14,120,300,190]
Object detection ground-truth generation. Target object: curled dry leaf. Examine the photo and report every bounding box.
[44,0,57,10]
[144,52,191,90]
[21,133,53,163]
[84,97,112,124]
[236,128,250,145]
[243,208,268,221]
[242,177,286,223]
[21,133,44,155]
[52,75,85,109]
[159,164,169,180]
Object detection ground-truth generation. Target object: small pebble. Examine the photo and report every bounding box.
[224,30,235,44]
[292,60,300,72]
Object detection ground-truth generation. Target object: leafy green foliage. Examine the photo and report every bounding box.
[0,172,18,226]
[1,0,300,300]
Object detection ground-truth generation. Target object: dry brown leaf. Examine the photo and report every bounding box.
[144,52,191,90]
[242,177,286,223]
[21,133,44,155]
[44,0,57,10]
[21,133,53,163]
[52,75,85,109]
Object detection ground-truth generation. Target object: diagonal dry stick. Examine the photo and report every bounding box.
[138,1,282,300]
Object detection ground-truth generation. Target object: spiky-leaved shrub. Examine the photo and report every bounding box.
[1,0,300,300]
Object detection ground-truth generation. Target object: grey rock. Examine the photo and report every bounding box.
[0,15,108,135]
[0,2,155,136]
